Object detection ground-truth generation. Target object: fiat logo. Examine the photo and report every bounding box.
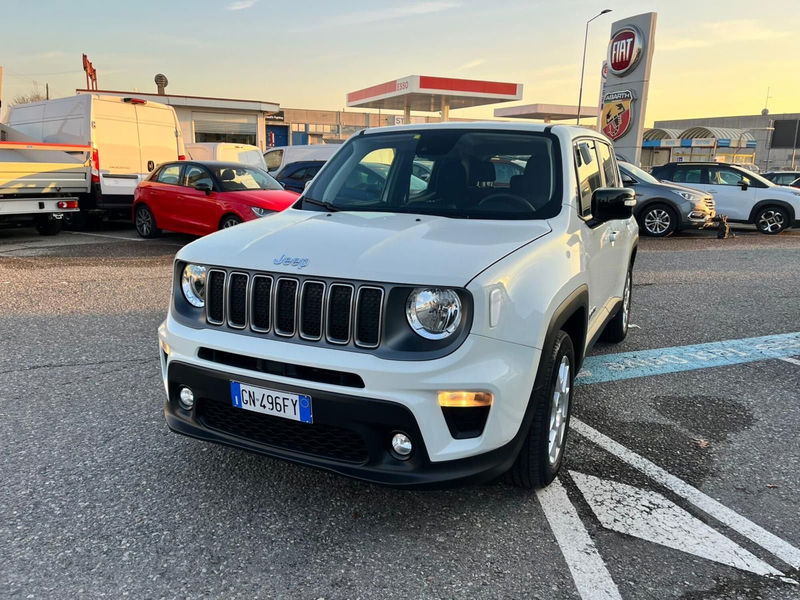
[608,27,643,76]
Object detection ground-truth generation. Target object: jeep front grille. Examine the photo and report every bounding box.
[205,269,384,349]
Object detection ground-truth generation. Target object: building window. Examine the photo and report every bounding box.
[193,111,257,146]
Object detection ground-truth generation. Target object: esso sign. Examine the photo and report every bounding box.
[608,27,642,76]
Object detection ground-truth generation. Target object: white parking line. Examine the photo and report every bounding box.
[537,478,623,600]
[780,357,800,366]
[64,231,144,242]
[572,417,800,570]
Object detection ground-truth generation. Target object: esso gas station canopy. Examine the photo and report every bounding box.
[346,75,523,120]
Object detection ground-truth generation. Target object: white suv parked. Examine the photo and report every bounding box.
[652,162,800,234]
[158,123,638,489]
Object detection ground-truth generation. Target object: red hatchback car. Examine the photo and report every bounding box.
[133,160,299,238]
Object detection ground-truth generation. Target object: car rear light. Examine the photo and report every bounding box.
[91,149,100,184]
[178,154,186,161]
[57,200,79,209]
[123,97,147,104]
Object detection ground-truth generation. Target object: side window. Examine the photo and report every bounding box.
[574,140,602,217]
[287,167,307,181]
[672,167,704,184]
[596,142,620,187]
[305,165,321,179]
[710,168,744,186]
[156,164,182,185]
[264,149,283,172]
[183,165,214,189]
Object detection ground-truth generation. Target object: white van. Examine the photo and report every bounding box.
[8,94,185,217]
[186,143,266,169]
[264,144,341,175]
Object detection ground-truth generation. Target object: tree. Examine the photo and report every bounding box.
[12,81,48,105]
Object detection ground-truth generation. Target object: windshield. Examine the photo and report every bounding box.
[620,161,659,184]
[301,129,560,220]
[212,166,283,192]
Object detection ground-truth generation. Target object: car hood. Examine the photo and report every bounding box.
[178,208,552,286]
[224,189,299,209]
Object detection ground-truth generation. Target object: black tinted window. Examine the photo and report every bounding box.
[672,167,704,184]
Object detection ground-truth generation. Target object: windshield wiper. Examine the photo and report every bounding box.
[303,197,339,212]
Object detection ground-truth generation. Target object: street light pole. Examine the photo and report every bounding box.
[577,9,611,126]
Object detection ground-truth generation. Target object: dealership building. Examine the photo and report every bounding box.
[647,112,800,171]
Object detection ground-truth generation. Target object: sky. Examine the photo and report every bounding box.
[1,0,799,126]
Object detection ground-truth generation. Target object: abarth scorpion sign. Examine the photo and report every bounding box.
[601,90,634,141]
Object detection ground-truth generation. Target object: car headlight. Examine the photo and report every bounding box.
[406,288,462,339]
[674,190,701,202]
[181,264,207,308]
[251,207,275,218]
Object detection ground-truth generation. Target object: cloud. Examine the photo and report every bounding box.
[226,0,256,10]
[292,1,460,32]
[660,20,790,52]
[454,59,486,72]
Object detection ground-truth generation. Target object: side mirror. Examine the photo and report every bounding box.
[739,178,749,191]
[622,177,637,186]
[195,182,213,195]
[592,187,636,222]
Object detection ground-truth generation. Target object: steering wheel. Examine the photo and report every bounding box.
[478,192,535,212]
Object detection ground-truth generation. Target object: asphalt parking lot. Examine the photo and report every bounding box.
[1,223,799,600]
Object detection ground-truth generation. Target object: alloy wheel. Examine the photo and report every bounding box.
[548,356,571,465]
[644,208,671,235]
[136,208,152,236]
[757,209,785,233]
[622,273,631,330]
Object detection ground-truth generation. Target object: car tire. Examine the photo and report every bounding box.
[508,330,575,489]
[600,268,632,343]
[639,203,678,237]
[134,204,161,238]
[754,206,789,235]
[219,214,242,230]
[34,216,63,236]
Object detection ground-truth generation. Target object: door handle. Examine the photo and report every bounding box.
[608,230,619,246]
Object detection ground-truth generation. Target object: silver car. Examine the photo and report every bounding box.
[620,162,716,237]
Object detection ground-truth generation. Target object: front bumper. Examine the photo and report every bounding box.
[159,315,541,488]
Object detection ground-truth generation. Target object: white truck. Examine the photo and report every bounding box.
[158,122,638,489]
[7,94,185,225]
[0,123,87,235]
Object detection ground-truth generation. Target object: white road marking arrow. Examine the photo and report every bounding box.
[570,471,784,578]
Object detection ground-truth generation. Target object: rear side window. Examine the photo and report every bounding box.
[672,167,705,184]
[156,164,182,185]
[574,140,602,217]
[265,149,283,171]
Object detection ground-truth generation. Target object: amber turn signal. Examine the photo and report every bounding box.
[437,391,494,408]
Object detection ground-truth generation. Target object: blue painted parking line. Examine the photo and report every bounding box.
[577,332,800,385]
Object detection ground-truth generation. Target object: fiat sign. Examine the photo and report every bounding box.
[608,27,643,76]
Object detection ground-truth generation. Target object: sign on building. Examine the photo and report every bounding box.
[601,13,657,164]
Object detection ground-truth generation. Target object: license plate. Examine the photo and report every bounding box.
[230,381,313,424]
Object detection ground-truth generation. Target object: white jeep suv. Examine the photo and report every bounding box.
[158,123,638,489]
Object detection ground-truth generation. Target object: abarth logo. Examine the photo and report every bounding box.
[273,254,309,269]
[601,90,634,141]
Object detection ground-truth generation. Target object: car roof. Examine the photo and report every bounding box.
[165,160,265,170]
[359,120,607,140]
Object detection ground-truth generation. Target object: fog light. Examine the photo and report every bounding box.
[178,386,195,410]
[391,432,413,459]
